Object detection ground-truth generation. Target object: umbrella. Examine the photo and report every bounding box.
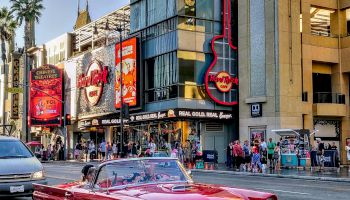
[26,141,42,146]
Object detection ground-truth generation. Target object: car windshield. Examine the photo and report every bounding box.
[95,159,190,189]
[0,140,34,158]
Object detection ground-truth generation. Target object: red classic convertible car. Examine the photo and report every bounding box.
[33,158,277,200]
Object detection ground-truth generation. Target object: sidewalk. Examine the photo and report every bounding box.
[191,164,350,183]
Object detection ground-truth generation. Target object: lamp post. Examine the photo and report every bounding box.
[116,25,124,157]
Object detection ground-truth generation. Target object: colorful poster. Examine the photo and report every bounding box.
[115,37,137,109]
[30,65,63,126]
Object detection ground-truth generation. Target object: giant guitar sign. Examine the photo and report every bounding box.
[205,0,238,106]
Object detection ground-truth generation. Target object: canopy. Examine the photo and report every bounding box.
[26,141,42,146]
[271,129,300,137]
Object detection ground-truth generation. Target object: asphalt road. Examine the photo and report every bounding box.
[10,162,350,200]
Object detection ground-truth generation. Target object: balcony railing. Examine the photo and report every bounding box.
[313,92,345,104]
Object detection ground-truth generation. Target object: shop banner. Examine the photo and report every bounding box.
[30,65,63,126]
[79,109,233,128]
[115,37,138,108]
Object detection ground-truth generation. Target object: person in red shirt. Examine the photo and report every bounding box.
[232,140,243,171]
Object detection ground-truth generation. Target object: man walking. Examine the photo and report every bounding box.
[100,140,106,161]
[267,138,276,168]
[316,138,325,171]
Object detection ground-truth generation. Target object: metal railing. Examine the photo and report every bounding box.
[313,92,345,104]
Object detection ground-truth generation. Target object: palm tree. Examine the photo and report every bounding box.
[10,0,44,49]
[0,7,17,65]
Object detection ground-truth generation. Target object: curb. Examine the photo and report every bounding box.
[191,169,350,183]
[41,160,101,165]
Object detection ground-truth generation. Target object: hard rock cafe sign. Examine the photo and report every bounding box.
[77,61,109,106]
[208,71,239,93]
[204,0,238,106]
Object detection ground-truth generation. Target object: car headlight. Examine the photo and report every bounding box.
[32,170,45,180]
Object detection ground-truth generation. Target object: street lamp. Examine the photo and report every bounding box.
[116,24,124,157]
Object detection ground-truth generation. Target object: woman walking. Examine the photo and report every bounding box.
[273,142,281,171]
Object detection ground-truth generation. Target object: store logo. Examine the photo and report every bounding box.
[77,61,109,106]
[168,109,176,118]
[92,119,99,126]
[208,71,238,93]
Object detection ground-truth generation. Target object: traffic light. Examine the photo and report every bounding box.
[65,114,71,125]
[122,103,129,118]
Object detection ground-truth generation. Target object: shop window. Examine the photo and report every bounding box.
[196,0,213,20]
[249,127,266,146]
[346,8,350,36]
[310,7,334,37]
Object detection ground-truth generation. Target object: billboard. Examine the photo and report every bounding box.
[30,65,63,126]
[115,37,138,109]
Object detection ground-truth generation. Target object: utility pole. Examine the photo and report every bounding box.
[22,35,29,143]
[116,24,124,157]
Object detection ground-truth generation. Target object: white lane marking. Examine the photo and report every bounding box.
[254,187,311,195]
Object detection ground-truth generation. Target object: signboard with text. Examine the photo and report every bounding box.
[30,65,63,126]
[11,58,20,119]
[77,60,109,106]
[115,37,138,108]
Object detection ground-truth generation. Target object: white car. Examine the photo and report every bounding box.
[0,135,47,197]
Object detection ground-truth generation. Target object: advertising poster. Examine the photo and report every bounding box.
[249,127,266,146]
[30,65,63,126]
[115,37,137,108]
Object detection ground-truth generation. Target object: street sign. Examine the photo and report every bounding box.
[7,87,23,94]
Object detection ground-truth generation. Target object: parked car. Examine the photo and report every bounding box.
[0,135,47,198]
[33,157,277,200]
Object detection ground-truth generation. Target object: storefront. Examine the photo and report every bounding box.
[69,45,117,154]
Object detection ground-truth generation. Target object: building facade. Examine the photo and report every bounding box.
[129,0,238,163]
[239,0,350,164]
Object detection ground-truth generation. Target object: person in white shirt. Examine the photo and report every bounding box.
[346,142,350,172]
[148,140,156,155]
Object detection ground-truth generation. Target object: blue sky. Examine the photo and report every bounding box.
[1,0,129,47]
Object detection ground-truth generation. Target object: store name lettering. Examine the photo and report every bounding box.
[178,111,232,119]
[135,112,166,121]
[209,75,238,85]
[77,66,109,89]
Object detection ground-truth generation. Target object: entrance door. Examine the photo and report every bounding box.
[203,133,227,163]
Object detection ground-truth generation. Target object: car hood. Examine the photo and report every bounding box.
[0,157,42,175]
[107,183,276,200]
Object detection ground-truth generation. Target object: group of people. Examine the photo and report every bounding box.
[35,142,65,161]
[74,140,141,162]
[226,138,281,173]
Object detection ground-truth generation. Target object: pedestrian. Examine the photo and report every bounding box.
[259,139,267,171]
[226,142,233,168]
[148,139,156,156]
[233,140,243,171]
[74,143,80,160]
[99,140,106,161]
[316,138,325,171]
[252,143,262,173]
[47,144,52,161]
[112,142,118,159]
[132,142,138,158]
[346,141,350,172]
[106,142,112,160]
[88,140,96,161]
[242,140,251,172]
[267,138,276,168]
[273,142,281,171]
